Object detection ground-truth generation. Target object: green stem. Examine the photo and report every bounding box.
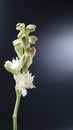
[12,91,21,130]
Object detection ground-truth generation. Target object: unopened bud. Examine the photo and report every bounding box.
[17,32,23,38]
[22,37,30,48]
[22,56,32,72]
[16,23,25,31]
[12,39,21,46]
[26,24,36,32]
[30,47,36,57]
[20,54,27,67]
[29,35,38,44]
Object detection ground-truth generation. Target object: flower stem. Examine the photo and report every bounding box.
[12,91,21,130]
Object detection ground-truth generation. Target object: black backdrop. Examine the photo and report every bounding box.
[1,0,73,130]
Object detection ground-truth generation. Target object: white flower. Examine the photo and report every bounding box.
[4,57,21,75]
[4,55,26,75]
[14,71,36,97]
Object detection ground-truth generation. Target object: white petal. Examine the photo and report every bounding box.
[30,84,36,89]
[14,71,35,91]
[22,88,27,97]
[12,57,19,69]
[4,61,13,72]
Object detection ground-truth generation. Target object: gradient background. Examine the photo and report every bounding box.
[1,0,73,130]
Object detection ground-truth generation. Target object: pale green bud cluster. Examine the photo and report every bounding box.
[12,23,38,72]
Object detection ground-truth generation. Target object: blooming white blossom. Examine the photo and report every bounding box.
[4,57,21,75]
[4,56,26,75]
[14,71,35,97]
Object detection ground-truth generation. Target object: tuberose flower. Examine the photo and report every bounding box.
[4,57,21,75]
[14,71,35,97]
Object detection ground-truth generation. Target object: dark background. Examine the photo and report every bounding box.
[1,0,73,130]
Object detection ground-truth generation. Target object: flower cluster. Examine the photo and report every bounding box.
[4,23,38,96]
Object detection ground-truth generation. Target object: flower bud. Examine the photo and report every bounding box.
[30,47,36,57]
[21,37,30,48]
[20,54,27,67]
[16,23,25,31]
[12,39,21,46]
[24,47,36,57]
[17,32,23,38]
[22,56,32,72]
[26,24,36,32]
[29,35,38,44]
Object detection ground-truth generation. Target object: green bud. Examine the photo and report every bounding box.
[12,39,21,46]
[21,37,30,48]
[25,47,36,57]
[30,47,36,57]
[16,23,25,31]
[29,35,38,44]
[19,54,27,68]
[17,32,25,39]
[26,24,36,32]
[22,56,32,72]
